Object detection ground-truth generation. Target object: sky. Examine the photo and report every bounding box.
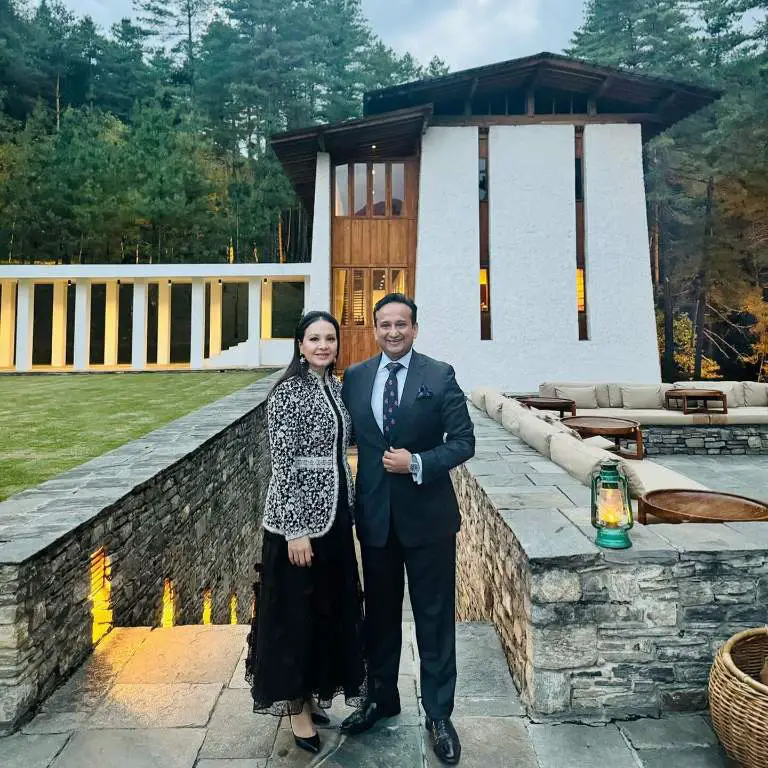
[54,0,587,71]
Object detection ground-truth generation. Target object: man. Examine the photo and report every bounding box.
[340,293,475,765]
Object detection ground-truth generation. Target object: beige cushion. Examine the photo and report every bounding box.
[743,382,768,407]
[540,382,610,408]
[620,385,666,410]
[500,399,530,435]
[576,407,712,426]
[537,411,582,441]
[619,460,707,499]
[555,385,599,409]
[607,382,660,408]
[549,433,615,485]
[673,381,744,408]
[709,406,768,425]
[470,388,491,411]
[517,412,562,458]
[583,435,615,450]
[484,391,506,422]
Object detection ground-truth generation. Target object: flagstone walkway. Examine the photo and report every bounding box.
[0,621,737,767]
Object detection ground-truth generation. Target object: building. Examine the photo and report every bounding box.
[0,53,719,386]
[271,52,719,390]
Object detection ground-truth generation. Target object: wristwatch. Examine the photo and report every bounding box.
[409,454,420,476]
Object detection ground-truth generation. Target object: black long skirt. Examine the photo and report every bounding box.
[245,492,367,716]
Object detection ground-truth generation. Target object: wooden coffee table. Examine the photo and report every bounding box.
[514,395,576,418]
[638,488,768,524]
[665,388,728,414]
[561,415,645,460]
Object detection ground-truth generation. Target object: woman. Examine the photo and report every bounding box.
[245,310,366,754]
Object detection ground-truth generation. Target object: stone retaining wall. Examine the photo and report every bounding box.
[643,424,768,455]
[0,373,277,734]
[455,408,768,722]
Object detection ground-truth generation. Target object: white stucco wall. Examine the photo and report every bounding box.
[307,152,332,313]
[415,127,480,370]
[412,123,659,392]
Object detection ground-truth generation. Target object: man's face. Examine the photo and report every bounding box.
[373,302,418,361]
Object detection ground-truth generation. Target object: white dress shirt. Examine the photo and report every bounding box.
[371,350,423,484]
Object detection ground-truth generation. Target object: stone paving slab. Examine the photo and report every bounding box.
[0,732,69,768]
[117,626,246,684]
[86,682,222,729]
[637,746,737,767]
[527,722,638,767]
[200,689,279,759]
[619,714,718,749]
[197,761,267,768]
[52,728,206,768]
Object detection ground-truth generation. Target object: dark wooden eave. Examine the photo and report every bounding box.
[270,105,432,211]
[364,52,720,131]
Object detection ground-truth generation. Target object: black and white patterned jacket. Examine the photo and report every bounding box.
[263,371,354,541]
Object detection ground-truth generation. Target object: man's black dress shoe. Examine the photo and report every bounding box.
[426,716,461,765]
[340,699,401,735]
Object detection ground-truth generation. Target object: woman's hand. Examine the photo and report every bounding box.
[287,536,313,567]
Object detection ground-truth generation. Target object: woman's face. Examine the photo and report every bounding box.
[299,320,338,373]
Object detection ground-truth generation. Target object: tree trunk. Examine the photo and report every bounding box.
[664,277,674,381]
[56,72,61,132]
[694,177,715,379]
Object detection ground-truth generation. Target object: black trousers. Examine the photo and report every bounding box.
[361,523,457,720]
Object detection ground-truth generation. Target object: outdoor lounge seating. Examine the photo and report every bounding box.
[470,387,708,498]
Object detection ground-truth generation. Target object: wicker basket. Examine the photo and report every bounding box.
[709,627,768,767]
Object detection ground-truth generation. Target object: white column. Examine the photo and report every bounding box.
[51,281,68,368]
[157,280,172,366]
[14,280,33,372]
[246,278,262,366]
[308,152,331,312]
[261,279,273,339]
[209,280,223,358]
[73,280,91,371]
[104,281,119,367]
[190,278,205,369]
[131,280,148,370]
[0,280,17,368]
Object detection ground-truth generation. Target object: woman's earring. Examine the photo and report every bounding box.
[299,354,307,366]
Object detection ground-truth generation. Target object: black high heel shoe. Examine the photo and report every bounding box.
[311,706,331,726]
[290,716,321,754]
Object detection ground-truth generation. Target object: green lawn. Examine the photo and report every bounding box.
[0,371,273,502]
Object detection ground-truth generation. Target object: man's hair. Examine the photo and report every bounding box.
[373,293,418,326]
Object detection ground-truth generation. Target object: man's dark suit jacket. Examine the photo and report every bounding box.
[341,350,476,548]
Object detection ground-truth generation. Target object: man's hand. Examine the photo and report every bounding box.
[383,448,412,474]
[287,536,313,567]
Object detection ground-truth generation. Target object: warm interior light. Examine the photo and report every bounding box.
[161,578,176,628]
[480,269,488,286]
[229,593,238,625]
[202,588,212,625]
[89,547,113,645]
[576,268,586,312]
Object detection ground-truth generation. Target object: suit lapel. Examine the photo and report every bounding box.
[391,351,426,443]
[359,354,386,448]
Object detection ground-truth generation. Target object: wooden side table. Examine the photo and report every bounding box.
[561,415,645,460]
[514,396,576,418]
[664,388,728,414]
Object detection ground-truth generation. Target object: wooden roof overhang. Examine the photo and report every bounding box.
[270,105,432,211]
[364,52,720,131]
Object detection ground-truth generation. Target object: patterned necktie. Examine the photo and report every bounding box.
[382,361,403,440]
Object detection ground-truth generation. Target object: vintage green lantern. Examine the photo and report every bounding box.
[590,459,633,549]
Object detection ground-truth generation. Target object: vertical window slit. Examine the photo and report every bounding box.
[479,129,491,340]
[576,127,588,340]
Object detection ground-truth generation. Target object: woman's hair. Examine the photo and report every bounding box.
[271,310,341,393]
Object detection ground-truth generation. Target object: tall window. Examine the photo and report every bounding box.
[332,268,408,328]
[575,127,588,340]
[334,162,408,218]
[479,130,491,340]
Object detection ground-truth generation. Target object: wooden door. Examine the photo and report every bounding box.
[331,158,418,371]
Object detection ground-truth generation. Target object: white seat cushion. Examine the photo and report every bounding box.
[469,388,492,411]
[620,385,670,409]
[484,390,506,422]
[549,434,615,485]
[517,412,562,458]
[555,385,599,409]
[743,382,768,407]
[500,399,530,435]
[618,460,708,498]
[540,382,610,408]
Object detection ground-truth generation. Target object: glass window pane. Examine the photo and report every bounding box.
[333,269,349,326]
[334,165,349,216]
[372,269,387,310]
[391,269,405,295]
[354,164,368,216]
[391,163,405,216]
[372,163,386,216]
[271,282,305,338]
[576,268,586,312]
[351,269,367,326]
